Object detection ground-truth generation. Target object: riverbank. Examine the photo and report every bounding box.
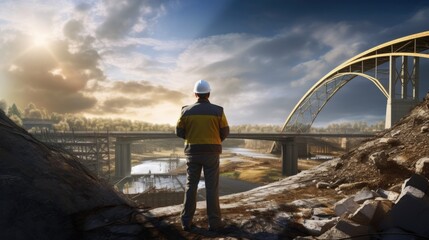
[167,148,326,185]
[220,156,326,184]
[130,147,327,187]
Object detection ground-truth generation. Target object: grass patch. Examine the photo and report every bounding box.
[262,169,283,183]
[220,171,240,179]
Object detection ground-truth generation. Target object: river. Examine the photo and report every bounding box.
[120,148,272,194]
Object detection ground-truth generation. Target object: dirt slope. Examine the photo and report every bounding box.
[333,95,429,192]
[0,110,170,239]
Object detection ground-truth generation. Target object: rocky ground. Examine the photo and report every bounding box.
[145,94,429,239]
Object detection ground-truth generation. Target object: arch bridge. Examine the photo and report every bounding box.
[283,31,429,133]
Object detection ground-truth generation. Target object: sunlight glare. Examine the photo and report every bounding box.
[32,34,49,47]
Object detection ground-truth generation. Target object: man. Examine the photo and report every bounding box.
[176,79,229,231]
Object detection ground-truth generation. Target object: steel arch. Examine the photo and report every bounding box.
[282,31,429,132]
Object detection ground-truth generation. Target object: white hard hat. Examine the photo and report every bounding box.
[193,79,211,93]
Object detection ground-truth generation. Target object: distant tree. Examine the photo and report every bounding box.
[50,112,64,122]
[8,101,183,132]
[0,99,7,112]
[7,103,22,118]
[53,120,70,131]
[9,114,23,126]
[311,120,385,133]
[73,117,85,130]
[28,109,43,119]
[24,103,37,118]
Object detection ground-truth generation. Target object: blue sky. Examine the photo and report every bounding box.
[0,0,429,126]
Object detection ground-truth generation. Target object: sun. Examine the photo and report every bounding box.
[32,34,49,48]
[15,30,58,62]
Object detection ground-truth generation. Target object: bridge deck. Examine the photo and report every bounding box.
[33,131,376,141]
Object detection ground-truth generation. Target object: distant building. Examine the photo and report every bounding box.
[22,118,55,131]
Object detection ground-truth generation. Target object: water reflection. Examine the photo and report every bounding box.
[119,157,186,194]
[223,147,278,159]
[131,158,185,175]
[120,148,277,194]
[122,174,187,194]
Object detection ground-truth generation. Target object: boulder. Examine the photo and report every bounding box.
[415,157,429,176]
[316,181,330,189]
[318,220,375,240]
[302,218,338,236]
[334,196,360,217]
[375,189,399,202]
[372,200,393,230]
[390,130,401,137]
[338,181,370,191]
[378,138,400,145]
[348,199,393,229]
[312,207,335,218]
[354,188,379,204]
[403,174,429,194]
[380,194,429,238]
[396,186,425,201]
[369,151,389,169]
[349,200,379,225]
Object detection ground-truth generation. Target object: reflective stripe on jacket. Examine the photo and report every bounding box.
[176,98,229,155]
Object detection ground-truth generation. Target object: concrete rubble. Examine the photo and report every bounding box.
[299,174,429,239]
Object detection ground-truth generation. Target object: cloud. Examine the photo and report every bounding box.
[63,19,85,41]
[96,80,187,114]
[171,23,372,124]
[1,31,104,113]
[0,1,182,121]
[100,96,153,113]
[75,2,92,12]
[112,80,186,100]
[96,0,166,40]
[113,37,189,51]
[1,0,428,126]
[175,23,365,89]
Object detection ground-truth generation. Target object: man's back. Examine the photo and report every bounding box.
[176,98,229,155]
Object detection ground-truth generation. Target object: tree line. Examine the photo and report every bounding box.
[0,100,384,133]
[1,101,174,132]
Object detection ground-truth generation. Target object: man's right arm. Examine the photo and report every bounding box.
[176,125,185,139]
[176,108,186,139]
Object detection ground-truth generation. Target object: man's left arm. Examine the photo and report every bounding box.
[219,111,229,141]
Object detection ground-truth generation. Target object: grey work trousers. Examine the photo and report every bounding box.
[181,154,221,228]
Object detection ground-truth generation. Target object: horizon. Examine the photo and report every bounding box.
[2,101,385,132]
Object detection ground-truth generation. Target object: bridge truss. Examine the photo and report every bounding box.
[283,31,429,133]
[35,130,111,179]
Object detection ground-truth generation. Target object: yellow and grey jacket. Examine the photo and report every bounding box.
[176,98,229,155]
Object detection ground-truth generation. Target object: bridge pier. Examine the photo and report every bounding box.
[385,56,420,128]
[280,138,298,176]
[115,138,132,178]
